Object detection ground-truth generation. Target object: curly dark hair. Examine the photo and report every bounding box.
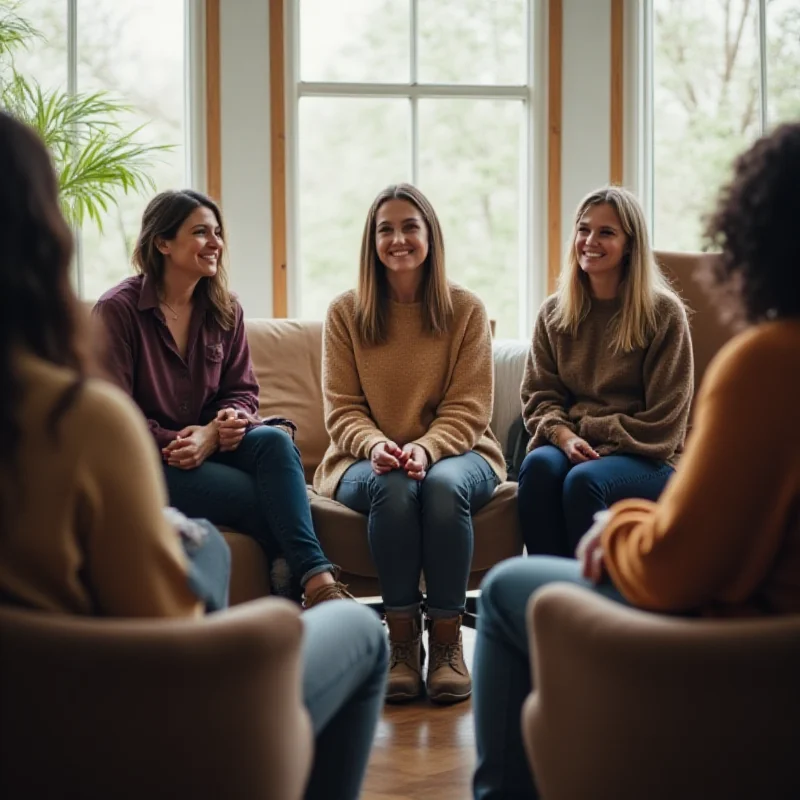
[0,110,90,474]
[703,122,800,326]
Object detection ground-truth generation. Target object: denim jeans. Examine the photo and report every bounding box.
[518,446,674,557]
[473,556,627,799]
[335,452,499,616]
[164,425,332,587]
[179,519,231,613]
[302,601,388,799]
[182,539,386,800]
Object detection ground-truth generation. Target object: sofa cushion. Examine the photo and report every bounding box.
[491,338,530,455]
[245,319,328,483]
[307,481,522,579]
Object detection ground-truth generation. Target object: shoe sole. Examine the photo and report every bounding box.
[428,690,472,705]
[385,690,422,704]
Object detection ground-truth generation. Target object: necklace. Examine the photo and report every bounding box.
[160,300,179,321]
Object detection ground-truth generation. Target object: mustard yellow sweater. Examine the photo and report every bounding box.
[0,352,201,618]
[314,285,506,497]
[603,320,800,616]
[522,291,693,465]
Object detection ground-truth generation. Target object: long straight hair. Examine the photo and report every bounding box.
[355,183,453,346]
[552,185,679,352]
[132,189,235,330]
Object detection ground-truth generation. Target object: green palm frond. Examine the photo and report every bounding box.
[0,2,175,232]
[0,1,41,58]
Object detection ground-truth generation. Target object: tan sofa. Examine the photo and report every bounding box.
[225,251,731,604]
[224,321,529,602]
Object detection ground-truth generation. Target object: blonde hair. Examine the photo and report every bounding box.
[355,183,453,346]
[552,185,679,352]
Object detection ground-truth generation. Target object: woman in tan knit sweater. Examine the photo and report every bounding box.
[518,186,693,557]
[315,183,506,705]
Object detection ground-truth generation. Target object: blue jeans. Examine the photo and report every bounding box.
[518,446,674,557]
[335,452,499,616]
[183,540,386,800]
[302,601,388,799]
[164,425,332,586]
[473,556,627,799]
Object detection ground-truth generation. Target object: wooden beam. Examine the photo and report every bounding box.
[205,0,221,201]
[610,0,624,185]
[269,0,288,318]
[547,0,563,293]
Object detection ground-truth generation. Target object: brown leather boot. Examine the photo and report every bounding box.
[384,609,424,703]
[426,615,471,705]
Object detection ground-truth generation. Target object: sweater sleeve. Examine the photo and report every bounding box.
[601,330,795,612]
[521,305,576,450]
[412,299,495,464]
[582,295,694,460]
[322,298,389,459]
[78,382,202,618]
[92,298,180,449]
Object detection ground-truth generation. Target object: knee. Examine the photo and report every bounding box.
[562,463,604,505]
[419,472,468,522]
[331,602,388,670]
[478,557,530,626]
[518,447,567,493]
[246,424,296,457]
[370,470,419,517]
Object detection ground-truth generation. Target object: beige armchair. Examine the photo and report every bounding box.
[522,584,800,800]
[0,598,313,800]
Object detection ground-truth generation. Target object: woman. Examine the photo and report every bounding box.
[473,124,800,798]
[0,110,386,800]
[93,189,350,607]
[518,186,693,557]
[315,183,506,705]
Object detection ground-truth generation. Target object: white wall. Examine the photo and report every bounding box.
[559,0,613,250]
[215,0,628,318]
[219,0,274,318]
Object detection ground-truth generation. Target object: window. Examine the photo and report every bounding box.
[289,0,537,338]
[650,0,800,252]
[8,0,191,300]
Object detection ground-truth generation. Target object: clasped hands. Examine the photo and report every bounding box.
[162,407,248,469]
[370,440,428,481]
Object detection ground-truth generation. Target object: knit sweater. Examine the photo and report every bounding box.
[314,284,507,497]
[0,352,202,618]
[521,291,693,465]
[602,320,800,616]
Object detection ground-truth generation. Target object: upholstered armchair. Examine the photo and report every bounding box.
[0,598,313,800]
[522,584,800,800]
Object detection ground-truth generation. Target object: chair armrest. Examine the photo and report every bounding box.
[522,583,800,800]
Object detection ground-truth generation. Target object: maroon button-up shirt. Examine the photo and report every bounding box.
[93,275,260,451]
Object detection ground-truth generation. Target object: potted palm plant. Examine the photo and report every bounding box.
[0,0,170,230]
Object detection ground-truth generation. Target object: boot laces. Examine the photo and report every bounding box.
[431,641,465,674]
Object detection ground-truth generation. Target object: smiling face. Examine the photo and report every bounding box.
[157,205,222,280]
[374,198,430,276]
[574,202,628,280]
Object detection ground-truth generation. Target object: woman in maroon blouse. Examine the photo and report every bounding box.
[94,190,350,607]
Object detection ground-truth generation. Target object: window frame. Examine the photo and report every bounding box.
[52,0,201,297]
[279,0,548,338]
[641,0,774,248]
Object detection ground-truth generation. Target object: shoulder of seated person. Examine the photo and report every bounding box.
[72,378,148,433]
[94,275,143,308]
[448,282,486,316]
[705,320,800,394]
[326,289,358,318]
[653,289,689,324]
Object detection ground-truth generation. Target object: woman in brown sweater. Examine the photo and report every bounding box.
[316,183,506,705]
[518,186,693,557]
[473,123,800,799]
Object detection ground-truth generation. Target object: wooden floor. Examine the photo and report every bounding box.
[361,627,477,800]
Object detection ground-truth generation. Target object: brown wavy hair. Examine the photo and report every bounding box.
[703,122,800,326]
[0,110,91,473]
[132,189,235,329]
[355,183,453,346]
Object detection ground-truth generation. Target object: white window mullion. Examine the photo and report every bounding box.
[67,0,84,298]
[286,0,301,317]
[410,0,419,183]
[758,0,768,134]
